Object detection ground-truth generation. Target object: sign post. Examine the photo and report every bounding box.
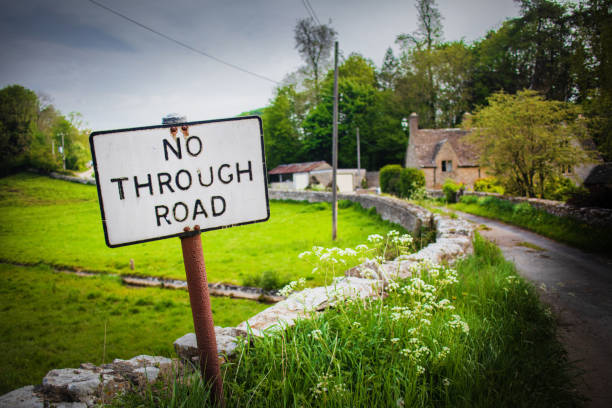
[180,228,223,405]
[90,116,269,406]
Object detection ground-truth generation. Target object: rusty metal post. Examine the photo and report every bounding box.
[180,231,224,407]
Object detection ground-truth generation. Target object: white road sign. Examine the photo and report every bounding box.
[90,116,269,247]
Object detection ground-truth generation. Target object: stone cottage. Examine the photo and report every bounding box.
[404,113,485,189]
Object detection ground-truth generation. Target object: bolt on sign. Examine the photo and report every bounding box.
[90,116,269,247]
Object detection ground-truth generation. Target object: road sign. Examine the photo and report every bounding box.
[90,116,269,247]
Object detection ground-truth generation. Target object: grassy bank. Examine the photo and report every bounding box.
[450,195,611,254]
[0,173,404,287]
[0,263,269,394]
[112,235,582,407]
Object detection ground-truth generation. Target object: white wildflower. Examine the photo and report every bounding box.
[309,329,323,340]
[367,234,383,243]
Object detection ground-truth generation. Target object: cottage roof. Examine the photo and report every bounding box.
[268,161,331,175]
[584,163,612,185]
[412,128,479,167]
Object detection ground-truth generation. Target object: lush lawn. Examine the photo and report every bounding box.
[0,173,404,286]
[448,195,612,254]
[0,262,269,395]
[112,235,582,407]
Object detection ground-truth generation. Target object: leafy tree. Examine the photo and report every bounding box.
[396,0,443,50]
[465,90,591,198]
[0,85,39,172]
[262,86,304,170]
[377,47,400,90]
[570,0,612,160]
[396,0,444,126]
[0,84,90,174]
[301,54,407,170]
[470,0,573,107]
[294,17,337,103]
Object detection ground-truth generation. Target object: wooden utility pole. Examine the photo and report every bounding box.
[61,134,66,170]
[356,127,361,182]
[332,41,339,241]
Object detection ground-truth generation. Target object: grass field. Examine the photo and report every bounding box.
[112,235,582,407]
[0,262,269,394]
[0,173,404,286]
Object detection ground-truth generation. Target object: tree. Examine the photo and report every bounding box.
[570,0,612,161]
[301,54,407,170]
[294,17,337,103]
[396,0,443,50]
[262,86,305,169]
[396,0,444,125]
[0,85,39,171]
[378,47,400,90]
[465,90,591,198]
[469,0,573,107]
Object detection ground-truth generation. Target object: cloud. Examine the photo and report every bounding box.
[0,3,133,52]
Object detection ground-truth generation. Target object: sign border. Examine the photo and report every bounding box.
[89,115,270,248]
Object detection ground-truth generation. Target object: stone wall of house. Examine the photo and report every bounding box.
[0,191,477,408]
[268,190,433,236]
[462,191,612,228]
[366,171,379,187]
[424,167,484,189]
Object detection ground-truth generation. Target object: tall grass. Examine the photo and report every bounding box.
[452,195,611,254]
[111,235,582,407]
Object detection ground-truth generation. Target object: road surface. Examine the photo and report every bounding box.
[454,210,612,408]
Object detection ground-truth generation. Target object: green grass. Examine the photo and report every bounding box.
[449,195,612,254]
[0,262,269,395]
[112,235,583,407]
[0,173,404,287]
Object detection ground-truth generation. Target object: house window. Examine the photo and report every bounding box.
[442,160,452,172]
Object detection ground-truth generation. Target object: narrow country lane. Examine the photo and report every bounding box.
[453,210,612,408]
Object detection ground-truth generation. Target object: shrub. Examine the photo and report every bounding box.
[543,176,589,202]
[474,176,504,194]
[379,164,402,195]
[442,179,464,203]
[399,167,426,198]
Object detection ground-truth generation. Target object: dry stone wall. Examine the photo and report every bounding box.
[0,192,476,408]
[269,190,433,236]
[463,191,612,228]
[428,188,612,228]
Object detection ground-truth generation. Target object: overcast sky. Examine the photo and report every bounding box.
[0,0,520,131]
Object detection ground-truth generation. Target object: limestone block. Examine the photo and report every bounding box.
[111,355,175,386]
[435,216,474,239]
[237,277,380,334]
[174,327,249,362]
[0,385,44,408]
[42,369,100,403]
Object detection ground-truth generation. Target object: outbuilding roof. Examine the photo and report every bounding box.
[268,161,331,175]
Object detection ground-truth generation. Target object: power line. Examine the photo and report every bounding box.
[87,0,280,85]
[301,0,321,25]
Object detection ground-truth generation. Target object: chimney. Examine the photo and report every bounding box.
[409,112,418,137]
[405,112,419,168]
